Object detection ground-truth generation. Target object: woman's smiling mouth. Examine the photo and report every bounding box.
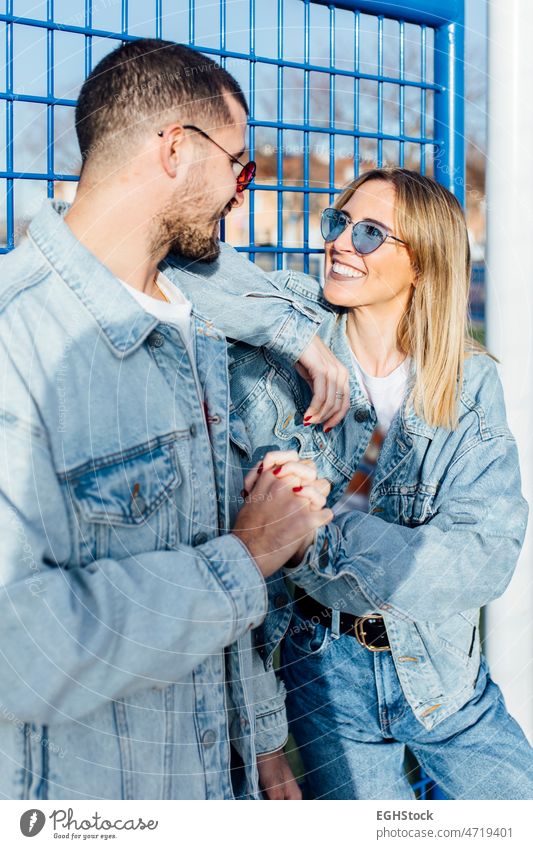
[330,261,367,279]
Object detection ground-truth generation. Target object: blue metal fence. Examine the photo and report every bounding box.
[1,0,464,799]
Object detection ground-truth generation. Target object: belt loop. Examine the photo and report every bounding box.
[331,607,341,639]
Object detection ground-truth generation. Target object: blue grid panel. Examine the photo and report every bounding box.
[1,0,465,266]
[1,0,464,800]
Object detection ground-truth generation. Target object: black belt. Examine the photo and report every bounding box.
[294,589,391,652]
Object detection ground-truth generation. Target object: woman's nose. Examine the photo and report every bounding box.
[333,222,354,253]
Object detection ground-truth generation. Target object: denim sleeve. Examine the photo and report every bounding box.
[286,434,529,622]
[250,649,288,755]
[167,255,323,364]
[0,415,268,725]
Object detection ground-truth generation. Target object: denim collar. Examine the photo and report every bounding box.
[28,199,160,357]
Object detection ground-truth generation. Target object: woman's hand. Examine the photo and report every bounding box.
[235,452,333,578]
[257,748,302,800]
[241,453,331,572]
[296,334,350,430]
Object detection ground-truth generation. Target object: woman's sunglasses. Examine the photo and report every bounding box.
[321,207,407,255]
[158,124,256,193]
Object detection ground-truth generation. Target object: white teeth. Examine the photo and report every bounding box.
[332,261,366,279]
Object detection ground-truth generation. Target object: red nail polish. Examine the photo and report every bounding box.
[324,427,331,433]
[293,486,303,493]
[240,489,248,498]
[304,416,312,422]
[304,422,312,427]
[257,463,263,473]
[273,466,282,475]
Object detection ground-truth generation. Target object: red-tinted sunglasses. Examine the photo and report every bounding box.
[158,124,256,192]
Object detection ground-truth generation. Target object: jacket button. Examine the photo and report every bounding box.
[147,330,165,348]
[201,729,217,748]
[274,593,289,609]
[189,424,197,438]
[400,486,409,495]
[354,407,370,423]
[194,532,208,546]
[131,494,146,517]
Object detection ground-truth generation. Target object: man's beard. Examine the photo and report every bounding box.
[150,175,226,264]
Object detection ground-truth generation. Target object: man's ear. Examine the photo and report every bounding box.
[158,124,186,178]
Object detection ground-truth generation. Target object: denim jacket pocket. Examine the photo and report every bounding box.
[398,483,437,526]
[284,611,332,659]
[431,613,479,666]
[61,432,185,564]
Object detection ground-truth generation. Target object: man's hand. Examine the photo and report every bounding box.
[232,451,332,578]
[257,748,302,800]
[296,334,350,430]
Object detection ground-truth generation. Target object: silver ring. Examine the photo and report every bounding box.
[335,391,345,399]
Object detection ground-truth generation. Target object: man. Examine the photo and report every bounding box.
[0,39,349,799]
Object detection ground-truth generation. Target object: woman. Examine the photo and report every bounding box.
[171,168,533,799]
[174,167,533,799]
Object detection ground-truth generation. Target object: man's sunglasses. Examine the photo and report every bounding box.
[321,207,407,255]
[158,124,256,192]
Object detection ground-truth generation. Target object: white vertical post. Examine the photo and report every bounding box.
[485,0,533,742]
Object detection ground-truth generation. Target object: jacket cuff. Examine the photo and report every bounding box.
[266,301,322,364]
[198,534,268,641]
[254,678,289,755]
[283,525,331,573]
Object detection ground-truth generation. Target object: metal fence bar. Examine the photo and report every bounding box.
[247,0,256,263]
[84,1,93,79]
[4,0,14,251]
[311,0,462,28]
[399,19,405,167]
[353,9,360,182]
[420,25,427,174]
[46,0,55,200]
[302,0,310,274]
[328,2,335,218]
[434,16,465,204]
[377,15,383,166]
[276,0,284,272]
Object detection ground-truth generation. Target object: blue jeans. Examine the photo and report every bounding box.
[280,609,533,800]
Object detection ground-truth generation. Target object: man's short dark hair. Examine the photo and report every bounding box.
[75,38,248,168]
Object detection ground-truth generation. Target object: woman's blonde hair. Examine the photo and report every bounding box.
[334,167,486,430]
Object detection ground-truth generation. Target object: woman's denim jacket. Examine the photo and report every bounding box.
[0,201,325,799]
[175,264,529,731]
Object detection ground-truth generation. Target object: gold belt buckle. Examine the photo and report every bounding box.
[354,615,390,652]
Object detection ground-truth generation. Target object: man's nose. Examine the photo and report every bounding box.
[231,191,245,210]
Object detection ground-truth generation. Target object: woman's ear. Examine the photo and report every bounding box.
[408,251,420,288]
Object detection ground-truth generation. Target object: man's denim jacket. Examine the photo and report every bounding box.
[0,200,323,800]
[175,263,529,731]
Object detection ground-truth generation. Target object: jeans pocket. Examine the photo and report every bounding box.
[284,611,332,659]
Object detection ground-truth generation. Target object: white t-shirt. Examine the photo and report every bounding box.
[119,272,193,346]
[334,351,411,517]
[350,350,411,434]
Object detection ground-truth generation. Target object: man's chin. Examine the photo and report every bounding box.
[169,236,220,264]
